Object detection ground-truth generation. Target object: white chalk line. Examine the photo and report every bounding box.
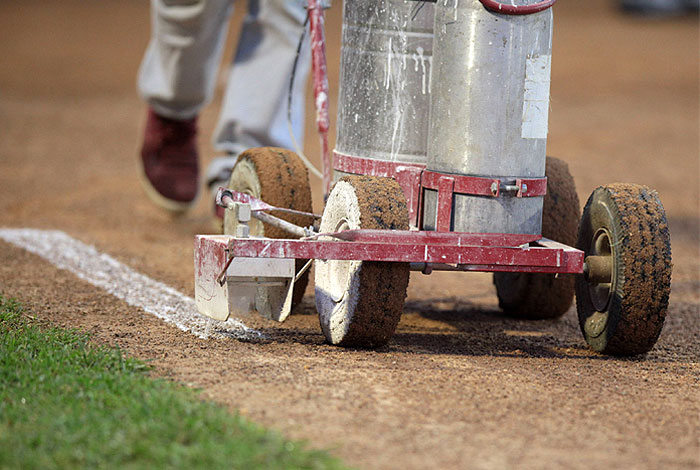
[0,228,263,341]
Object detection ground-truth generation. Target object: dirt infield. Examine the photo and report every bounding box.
[1,1,698,469]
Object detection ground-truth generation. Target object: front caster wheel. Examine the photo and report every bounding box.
[224,147,313,315]
[575,183,672,356]
[314,175,410,348]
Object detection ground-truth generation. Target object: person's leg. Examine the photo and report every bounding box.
[138,0,233,212]
[139,0,234,119]
[206,0,311,194]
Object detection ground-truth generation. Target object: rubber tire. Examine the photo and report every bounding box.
[575,183,671,356]
[224,147,313,309]
[314,175,410,348]
[493,156,580,319]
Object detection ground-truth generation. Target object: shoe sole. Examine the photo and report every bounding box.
[137,164,200,214]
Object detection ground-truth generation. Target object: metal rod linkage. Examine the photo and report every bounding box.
[252,211,308,239]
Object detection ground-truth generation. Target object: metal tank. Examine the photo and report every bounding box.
[423,0,553,234]
[335,0,434,166]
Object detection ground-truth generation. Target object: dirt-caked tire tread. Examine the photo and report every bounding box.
[493,156,580,319]
[226,147,313,309]
[575,183,672,355]
[316,175,410,348]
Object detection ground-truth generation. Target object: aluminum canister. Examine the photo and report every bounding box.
[335,0,434,166]
[423,0,553,234]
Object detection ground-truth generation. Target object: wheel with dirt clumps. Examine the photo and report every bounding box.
[493,156,580,319]
[575,183,671,356]
[314,175,410,348]
[224,147,313,311]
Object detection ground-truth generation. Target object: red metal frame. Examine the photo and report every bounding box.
[333,152,548,233]
[197,232,584,275]
[420,171,546,199]
[434,175,455,232]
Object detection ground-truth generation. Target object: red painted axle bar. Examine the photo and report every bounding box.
[197,231,584,275]
[320,229,538,247]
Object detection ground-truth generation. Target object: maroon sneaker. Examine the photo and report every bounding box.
[139,109,199,213]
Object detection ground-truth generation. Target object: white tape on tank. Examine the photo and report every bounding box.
[0,228,263,341]
[522,54,552,140]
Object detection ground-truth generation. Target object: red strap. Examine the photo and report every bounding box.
[478,0,557,15]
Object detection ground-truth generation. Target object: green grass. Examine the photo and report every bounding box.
[0,296,348,470]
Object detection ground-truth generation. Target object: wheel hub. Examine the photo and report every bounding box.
[588,228,614,310]
[326,219,360,303]
[584,227,615,337]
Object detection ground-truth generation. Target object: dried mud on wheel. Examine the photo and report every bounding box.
[576,183,672,355]
[315,175,410,348]
[494,156,580,319]
[227,147,313,308]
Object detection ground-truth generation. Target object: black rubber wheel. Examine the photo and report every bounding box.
[224,147,313,309]
[575,183,672,356]
[493,156,580,319]
[314,175,410,348]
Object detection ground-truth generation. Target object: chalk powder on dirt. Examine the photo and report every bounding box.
[0,228,262,340]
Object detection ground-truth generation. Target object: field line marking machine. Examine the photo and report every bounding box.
[194,0,672,355]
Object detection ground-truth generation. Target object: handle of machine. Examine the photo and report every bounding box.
[478,0,557,15]
[307,0,332,197]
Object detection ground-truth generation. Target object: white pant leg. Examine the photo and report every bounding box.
[138,0,234,120]
[212,0,310,155]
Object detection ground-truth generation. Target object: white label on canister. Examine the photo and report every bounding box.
[521,55,552,139]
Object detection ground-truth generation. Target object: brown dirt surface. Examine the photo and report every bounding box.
[576,183,673,355]
[494,156,581,318]
[339,175,410,347]
[0,1,698,469]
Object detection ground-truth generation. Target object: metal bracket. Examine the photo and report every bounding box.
[216,188,317,239]
[422,170,547,199]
